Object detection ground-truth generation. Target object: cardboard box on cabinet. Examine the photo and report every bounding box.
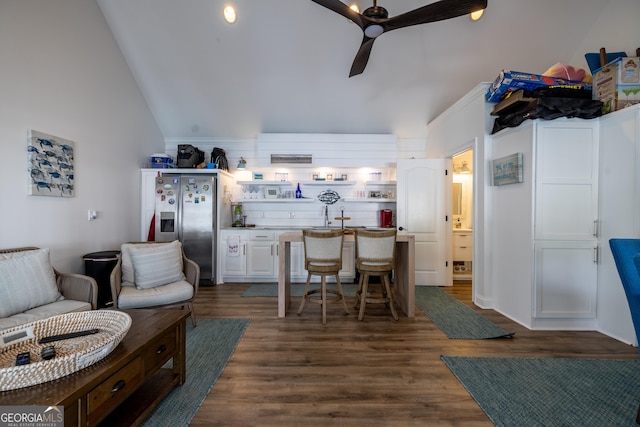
[593,57,640,114]
[486,70,591,103]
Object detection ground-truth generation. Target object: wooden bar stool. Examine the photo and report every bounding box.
[297,229,350,324]
[354,229,398,321]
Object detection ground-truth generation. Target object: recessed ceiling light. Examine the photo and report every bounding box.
[224,5,237,24]
[470,9,484,21]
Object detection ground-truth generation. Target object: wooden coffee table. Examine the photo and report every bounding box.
[0,308,188,426]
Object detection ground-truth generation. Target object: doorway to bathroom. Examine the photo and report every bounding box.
[451,149,473,285]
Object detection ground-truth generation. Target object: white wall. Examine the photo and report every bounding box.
[0,0,164,272]
[425,83,494,308]
[569,0,640,73]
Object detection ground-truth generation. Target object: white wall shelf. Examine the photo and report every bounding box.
[239,198,314,203]
[343,198,396,203]
[365,181,396,185]
[237,180,292,186]
[301,180,356,186]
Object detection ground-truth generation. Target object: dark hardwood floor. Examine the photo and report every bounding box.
[189,283,637,426]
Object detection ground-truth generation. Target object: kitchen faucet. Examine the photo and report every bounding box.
[324,205,331,228]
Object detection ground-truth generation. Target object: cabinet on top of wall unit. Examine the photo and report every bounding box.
[490,118,599,330]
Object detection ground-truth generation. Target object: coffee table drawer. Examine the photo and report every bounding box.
[87,356,143,425]
[142,327,177,374]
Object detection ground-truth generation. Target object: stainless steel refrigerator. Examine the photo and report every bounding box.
[154,173,217,284]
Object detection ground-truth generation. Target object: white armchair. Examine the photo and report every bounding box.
[109,241,200,326]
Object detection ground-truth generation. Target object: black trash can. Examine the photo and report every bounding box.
[83,250,120,308]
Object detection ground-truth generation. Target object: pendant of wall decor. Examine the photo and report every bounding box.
[317,189,340,205]
[27,129,75,197]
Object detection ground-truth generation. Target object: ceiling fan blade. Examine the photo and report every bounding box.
[383,0,487,32]
[349,37,376,77]
[310,0,364,28]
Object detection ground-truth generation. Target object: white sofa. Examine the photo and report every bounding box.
[0,247,98,330]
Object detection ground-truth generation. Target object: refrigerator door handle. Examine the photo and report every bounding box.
[177,178,184,242]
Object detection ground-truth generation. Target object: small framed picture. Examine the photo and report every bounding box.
[341,174,348,180]
[312,173,319,180]
[264,186,280,199]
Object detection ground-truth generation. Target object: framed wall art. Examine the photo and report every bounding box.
[492,152,523,186]
[27,130,75,197]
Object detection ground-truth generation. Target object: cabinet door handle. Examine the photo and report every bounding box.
[594,246,599,263]
[593,220,599,237]
[156,344,167,354]
[111,379,126,393]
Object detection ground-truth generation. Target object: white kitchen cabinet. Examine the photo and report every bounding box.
[340,241,356,280]
[140,169,159,241]
[491,119,599,329]
[452,230,472,280]
[534,241,597,319]
[220,230,246,277]
[246,231,277,277]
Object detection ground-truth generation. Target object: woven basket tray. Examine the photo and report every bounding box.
[0,310,131,391]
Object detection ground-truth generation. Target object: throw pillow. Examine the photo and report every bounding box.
[120,241,175,283]
[129,241,186,289]
[0,248,62,318]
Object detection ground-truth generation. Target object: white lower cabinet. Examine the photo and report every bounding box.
[340,241,356,280]
[221,231,246,277]
[452,230,472,280]
[246,231,277,277]
[220,229,355,283]
[534,241,597,319]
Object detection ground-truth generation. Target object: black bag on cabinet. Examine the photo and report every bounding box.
[211,147,229,171]
[177,144,205,168]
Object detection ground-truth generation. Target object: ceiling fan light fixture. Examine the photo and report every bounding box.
[350,4,360,14]
[470,9,484,21]
[364,24,384,38]
[223,5,237,24]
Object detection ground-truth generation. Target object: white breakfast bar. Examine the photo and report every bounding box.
[277,231,416,318]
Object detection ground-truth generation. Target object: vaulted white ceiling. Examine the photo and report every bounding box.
[97,0,618,140]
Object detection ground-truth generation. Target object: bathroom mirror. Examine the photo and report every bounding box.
[452,183,462,216]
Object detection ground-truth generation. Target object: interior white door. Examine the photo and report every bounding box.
[397,159,447,286]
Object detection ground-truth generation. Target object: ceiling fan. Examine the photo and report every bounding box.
[311,0,488,77]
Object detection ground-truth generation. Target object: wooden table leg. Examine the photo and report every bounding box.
[394,238,415,317]
[278,240,291,318]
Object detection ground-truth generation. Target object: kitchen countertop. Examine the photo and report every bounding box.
[221,226,393,231]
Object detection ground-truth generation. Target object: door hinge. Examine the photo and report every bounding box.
[445,169,448,176]
[445,261,448,267]
[445,215,448,222]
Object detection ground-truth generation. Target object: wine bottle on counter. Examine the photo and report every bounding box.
[295,183,302,199]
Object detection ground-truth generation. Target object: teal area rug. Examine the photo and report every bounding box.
[141,318,249,427]
[416,286,513,339]
[442,356,640,426]
[243,283,358,297]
